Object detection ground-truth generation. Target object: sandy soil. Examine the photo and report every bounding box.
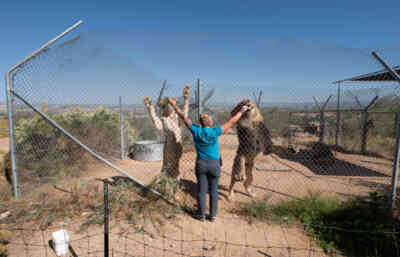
[0,137,9,153]
[7,133,395,257]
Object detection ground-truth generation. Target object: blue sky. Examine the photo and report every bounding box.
[2,0,400,105]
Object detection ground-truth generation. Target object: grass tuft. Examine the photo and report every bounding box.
[233,192,400,257]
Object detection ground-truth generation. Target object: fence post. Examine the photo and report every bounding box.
[197,79,201,123]
[4,20,83,200]
[288,112,293,148]
[103,180,110,257]
[371,51,400,212]
[360,96,378,154]
[119,96,124,160]
[11,90,169,201]
[319,110,325,143]
[313,95,332,143]
[391,113,400,211]
[335,82,341,147]
[372,51,400,83]
[360,111,368,154]
[5,72,19,199]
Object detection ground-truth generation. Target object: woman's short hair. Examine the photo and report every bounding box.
[199,113,209,127]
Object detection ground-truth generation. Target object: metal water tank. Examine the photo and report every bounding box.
[131,140,164,162]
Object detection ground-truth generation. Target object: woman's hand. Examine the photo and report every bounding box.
[239,105,250,113]
[221,103,250,134]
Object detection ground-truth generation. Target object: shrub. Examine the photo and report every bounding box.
[0,245,7,257]
[261,108,291,137]
[129,116,159,141]
[234,192,400,257]
[14,108,135,186]
[0,230,12,244]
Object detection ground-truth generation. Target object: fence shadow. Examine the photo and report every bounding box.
[179,179,198,200]
[328,144,393,161]
[275,148,389,177]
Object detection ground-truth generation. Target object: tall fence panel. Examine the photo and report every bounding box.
[4,28,400,257]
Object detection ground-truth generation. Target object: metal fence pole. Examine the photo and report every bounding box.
[11,90,169,203]
[372,51,400,83]
[197,79,201,123]
[119,96,124,160]
[361,96,379,154]
[103,180,110,257]
[5,20,83,200]
[288,112,293,148]
[371,51,400,211]
[319,110,325,143]
[391,113,400,210]
[360,111,368,154]
[5,72,19,199]
[335,82,341,147]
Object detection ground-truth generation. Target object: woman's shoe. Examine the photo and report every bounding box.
[193,214,205,222]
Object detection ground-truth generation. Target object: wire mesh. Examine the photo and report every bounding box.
[4,30,400,257]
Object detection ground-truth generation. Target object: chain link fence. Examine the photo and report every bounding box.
[287,84,400,197]
[7,34,400,202]
[3,24,400,256]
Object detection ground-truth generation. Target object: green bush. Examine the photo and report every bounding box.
[0,230,11,244]
[234,192,400,257]
[129,116,159,141]
[0,245,7,257]
[14,108,135,185]
[261,108,291,137]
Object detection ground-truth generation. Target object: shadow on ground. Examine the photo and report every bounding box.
[275,146,389,177]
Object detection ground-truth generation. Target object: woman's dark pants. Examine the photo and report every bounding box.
[195,158,221,218]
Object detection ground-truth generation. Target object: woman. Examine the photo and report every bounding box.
[168,98,249,222]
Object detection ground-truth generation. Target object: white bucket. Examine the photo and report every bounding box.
[52,229,69,256]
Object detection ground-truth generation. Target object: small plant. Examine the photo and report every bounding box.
[0,230,12,257]
[0,245,7,257]
[0,119,9,138]
[79,178,181,232]
[234,195,272,224]
[233,192,400,257]
[147,172,181,201]
[14,108,135,190]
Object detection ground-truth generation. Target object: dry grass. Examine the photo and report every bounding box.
[0,181,103,229]
[0,178,180,232]
[0,120,8,138]
[0,182,12,202]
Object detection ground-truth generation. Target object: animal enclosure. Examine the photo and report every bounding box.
[4,22,400,256]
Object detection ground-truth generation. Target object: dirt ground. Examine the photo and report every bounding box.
[6,133,396,257]
[0,137,9,154]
